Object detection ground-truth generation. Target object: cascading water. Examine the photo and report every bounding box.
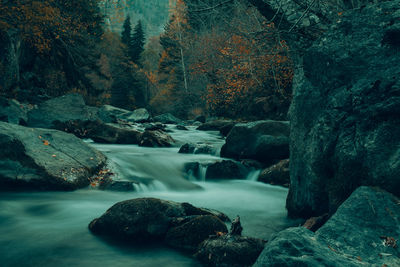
[0,125,298,266]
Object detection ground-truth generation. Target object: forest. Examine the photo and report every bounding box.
[0,0,399,266]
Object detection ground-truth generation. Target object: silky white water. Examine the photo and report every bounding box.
[0,125,297,266]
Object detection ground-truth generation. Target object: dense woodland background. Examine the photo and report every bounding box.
[0,0,294,120]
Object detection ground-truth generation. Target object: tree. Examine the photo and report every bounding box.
[121,15,132,47]
[130,20,145,64]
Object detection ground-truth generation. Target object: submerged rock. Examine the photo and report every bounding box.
[0,122,106,191]
[179,143,216,155]
[89,198,229,245]
[255,187,400,266]
[205,160,249,180]
[220,120,289,166]
[258,159,290,187]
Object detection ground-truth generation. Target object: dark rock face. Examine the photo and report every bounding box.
[138,130,175,147]
[27,94,100,128]
[98,180,137,192]
[194,115,206,123]
[258,159,289,187]
[179,143,196,154]
[179,143,216,155]
[165,215,228,251]
[220,120,289,166]
[195,235,265,267]
[287,1,400,218]
[205,160,249,180]
[0,97,30,125]
[153,113,182,124]
[0,122,106,191]
[255,187,400,267]
[98,105,130,123]
[89,198,229,245]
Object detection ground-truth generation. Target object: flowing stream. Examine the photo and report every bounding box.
[0,125,298,267]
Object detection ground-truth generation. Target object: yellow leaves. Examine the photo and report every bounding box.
[43,140,50,146]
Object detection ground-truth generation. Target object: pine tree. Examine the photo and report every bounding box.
[130,20,145,64]
[121,15,132,47]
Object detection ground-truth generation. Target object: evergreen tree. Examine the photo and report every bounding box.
[130,20,145,64]
[121,15,132,47]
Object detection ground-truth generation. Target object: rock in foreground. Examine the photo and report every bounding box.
[0,122,106,190]
[258,159,289,187]
[255,187,400,267]
[287,1,400,218]
[89,198,228,245]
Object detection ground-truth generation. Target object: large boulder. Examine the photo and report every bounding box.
[27,94,100,128]
[89,198,229,244]
[98,105,130,123]
[53,120,141,144]
[220,120,289,166]
[287,1,400,218]
[119,108,151,123]
[0,122,106,190]
[254,187,400,267]
[153,113,182,124]
[138,130,175,147]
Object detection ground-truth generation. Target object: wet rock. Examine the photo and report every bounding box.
[302,213,329,232]
[54,120,141,144]
[89,198,230,244]
[205,160,249,180]
[255,187,400,266]
[195,235,265,267]
[258,159,290,187]
[220,120,289,166]
[98,105,130,123]
[219,122,235,137]
[176,125,188,131]
[165,215,228,251]
[153,113,182,124]
[287,1,400,218]
[197,119,233,132]
[194,115,206,123]
[0,97,30,125]
[144,122,166,131]
[179,143,196,154]
[0,122,106,191]
[179,143,216,155]
[138,130,175,147]
[27,94,100,128]
[119,108,151,123]
[98,180,138,192]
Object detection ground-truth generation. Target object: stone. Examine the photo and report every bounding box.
[0,122,106,191]
[27,94,101,128]
[0,97,30,125]
[195,235,265,267]
[120,108,151,123]
[220,120,289,166]
[138,130,175,147]
[89,198,230,244]
[287,1,400,218]
[194,115,206,123]
[165,215,228,251]
[255,187,400,267]
[179,143,196,154]
[258,159,290,187]
[197,119,233,132]
[153,113,182,124]
[205,160,249,180]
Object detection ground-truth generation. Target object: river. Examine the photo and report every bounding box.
[0,125,297,266]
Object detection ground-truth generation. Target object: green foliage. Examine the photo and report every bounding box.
[130,20,145,65]
[121,15,132,47]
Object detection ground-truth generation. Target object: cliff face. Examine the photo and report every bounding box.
[100,0,169,37]
[286,0,400,217]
